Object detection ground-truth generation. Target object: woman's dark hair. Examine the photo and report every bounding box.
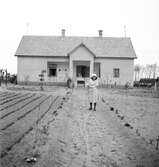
[91,76,97,80]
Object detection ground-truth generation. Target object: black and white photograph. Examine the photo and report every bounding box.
[0,0,159,166]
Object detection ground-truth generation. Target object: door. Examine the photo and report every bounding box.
[76,65,90,77]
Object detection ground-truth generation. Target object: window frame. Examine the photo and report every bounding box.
[47,62,57,77]
[113,68,120,78]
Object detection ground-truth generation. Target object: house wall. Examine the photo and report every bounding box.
[95,58,134,86]
[17,56,69,85]
[17,55,134,86]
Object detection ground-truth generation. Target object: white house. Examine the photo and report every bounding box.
[15,30,137,86]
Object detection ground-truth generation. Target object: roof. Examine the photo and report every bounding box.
[15,35,137,59]
[68,43,96,57]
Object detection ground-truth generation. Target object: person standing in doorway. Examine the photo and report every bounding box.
[87,73,98,111]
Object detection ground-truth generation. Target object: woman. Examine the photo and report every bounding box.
[87,73,98,111]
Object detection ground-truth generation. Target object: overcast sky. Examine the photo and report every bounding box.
[0,0,159,74]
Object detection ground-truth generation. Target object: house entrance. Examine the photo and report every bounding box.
[76,65,90,78]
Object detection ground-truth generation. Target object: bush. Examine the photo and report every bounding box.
[9,74,17,84]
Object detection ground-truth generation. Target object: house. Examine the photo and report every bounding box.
[15,30,137,86]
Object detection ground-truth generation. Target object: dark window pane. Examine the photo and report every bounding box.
[47,62,57,77]
[113,68,120,78]
[49,68,56,76]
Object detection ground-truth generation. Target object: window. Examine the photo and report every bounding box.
[49,69,56,76]
[113,68,120,78]
[48,63,57,77]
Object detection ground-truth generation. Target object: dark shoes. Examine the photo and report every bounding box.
[89,103,96,111]
[89,103,92,110]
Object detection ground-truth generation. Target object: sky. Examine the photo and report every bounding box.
[0,0,159,74]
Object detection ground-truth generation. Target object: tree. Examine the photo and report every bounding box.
[144,64,158,78]
[134,64,159,80]
[152,63,157,78]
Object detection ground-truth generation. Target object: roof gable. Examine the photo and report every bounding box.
[15,35,137,59]
[68,43,96,57]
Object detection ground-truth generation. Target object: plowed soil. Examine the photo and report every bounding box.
[0,86,159,167]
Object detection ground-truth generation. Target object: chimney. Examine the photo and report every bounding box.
[98,30,103,37]
[61,29,66,37]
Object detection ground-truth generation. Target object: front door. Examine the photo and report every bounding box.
[76,65,90,78]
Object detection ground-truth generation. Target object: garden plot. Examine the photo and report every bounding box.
[0,93,37,119]
[0,91,14,98]
[0,92,21,101]
[100,88,159,149]
[0,95,47,130]
[0,93,34,111]
[0,91,60,158]
[0,87,158,167]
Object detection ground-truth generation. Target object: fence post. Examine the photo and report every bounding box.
[156,136,159,150]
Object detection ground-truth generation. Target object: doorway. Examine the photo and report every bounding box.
[76,65,90,78]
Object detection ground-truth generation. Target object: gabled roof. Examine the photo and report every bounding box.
[15,35,137,59]
[68,42,96,57]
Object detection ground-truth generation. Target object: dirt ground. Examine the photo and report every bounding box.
[0,85,159,167]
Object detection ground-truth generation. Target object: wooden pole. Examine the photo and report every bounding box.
[154,81,157,91]
[156,136,159,150]
[0,69,2,86]
[124,25,127,38]
[5,69,7,86]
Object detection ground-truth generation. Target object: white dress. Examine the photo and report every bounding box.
[87,79,98,103]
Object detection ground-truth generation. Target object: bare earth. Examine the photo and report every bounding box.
[0,86,159,167]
